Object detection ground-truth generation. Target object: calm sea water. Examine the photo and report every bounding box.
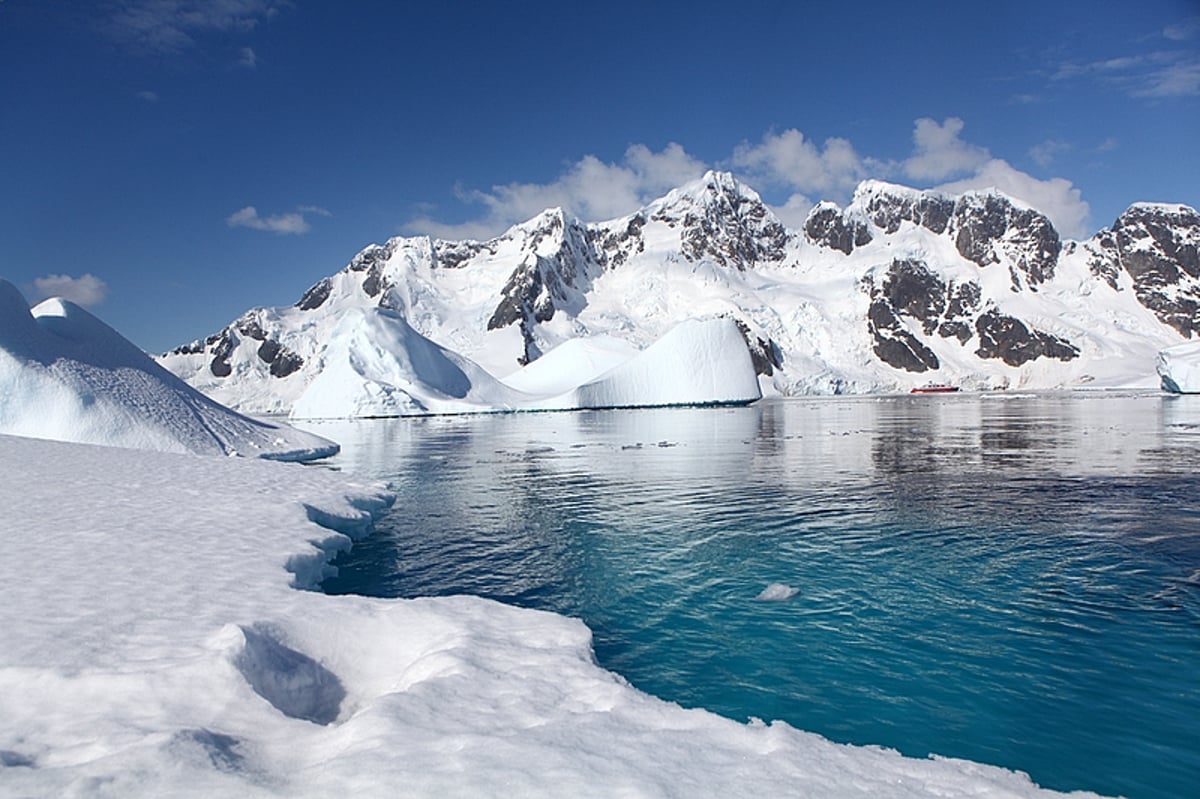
[304,393,1200,799]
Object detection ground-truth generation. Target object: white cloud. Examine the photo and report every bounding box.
[768,193,817,230]
[238,46,257,68]
[227,205,328,235]
[1028,139,1071,168]
[408,117,1093,240]
[935,159,1091,239]
[404,143,707,240]
[32,274,108,307]
[731,129,866,197]
[1163,17,1200,41]
[1053,50,1200,99]
[135,89,159,102]
[106,0,284,55]
[1132,59,1200,97]
[903,117,991,181]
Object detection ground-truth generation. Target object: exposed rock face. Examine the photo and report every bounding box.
[1110,204,1200,337]
[804,202,871,255]
[485,210,605,363]
[867,260,945,372]
[732,318,783,376]
[863,257,1077,372]
[296,278,332,311]
[857,182,954,235]
[348,241,400,298]
[596,214,647,268]
[660,173,789,269]
[974,309,1079,366]
[949,192,1061,290]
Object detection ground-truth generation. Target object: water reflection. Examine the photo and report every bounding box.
[298,392,1200,799]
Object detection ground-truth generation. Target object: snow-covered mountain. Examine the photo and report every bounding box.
[0,279,337,459]
[161,172,1200,413]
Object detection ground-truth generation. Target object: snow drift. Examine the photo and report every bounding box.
[1158,340,1200,393]
[288,312,760,419]
[0,279,336,460]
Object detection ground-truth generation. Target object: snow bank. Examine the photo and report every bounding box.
[0,433,1105,798]
[289,312,759,419]
[1158,339,1200,393]
[0,280,336,460]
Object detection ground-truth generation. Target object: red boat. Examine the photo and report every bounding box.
[910,383,959,394]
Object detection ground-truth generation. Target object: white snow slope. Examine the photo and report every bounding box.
[161,172,1196,415]
[1158,339,1200,393]
[0,280,336,460]
[0,433,1108,798]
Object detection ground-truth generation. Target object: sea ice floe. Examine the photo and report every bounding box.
[756,583,801,601]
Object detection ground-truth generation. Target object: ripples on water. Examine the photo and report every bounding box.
[309,393,1200,799]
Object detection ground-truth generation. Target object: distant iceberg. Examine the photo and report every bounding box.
[289,312,761,419]
[1157,340,1200,393]
[0,279,336,460]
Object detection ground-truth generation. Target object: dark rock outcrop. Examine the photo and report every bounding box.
[1111,204,1200,337]
[858,183,954,235]
[803,203,871,255]
[663,173,788,269]
[974,309,1079,366]
[950,192,1061,291]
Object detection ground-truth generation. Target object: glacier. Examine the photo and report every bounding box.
[1158,339,1200,393]
[0,431,1110,798]
[0,279,336,460]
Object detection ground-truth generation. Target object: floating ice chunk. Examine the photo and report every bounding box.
[756,583,801,601]
[1158,340,1200,393]
[552,317,763,411]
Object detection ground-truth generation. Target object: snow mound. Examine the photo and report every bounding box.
[1158,340,1200,393]
[289,312,760,419]
[0,279,336,460]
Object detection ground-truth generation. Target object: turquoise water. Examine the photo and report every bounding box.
[309,393,1200,799]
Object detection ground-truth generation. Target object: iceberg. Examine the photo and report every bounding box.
[0,432,1106,798]
[290,307,531,419]
[550,317,764,411]
[0,280,336,460]
[289,312,761,419]
[1157,339,1200,393]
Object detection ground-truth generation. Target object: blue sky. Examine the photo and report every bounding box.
[2,0,1198,352]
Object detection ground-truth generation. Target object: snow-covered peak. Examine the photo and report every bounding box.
[850,178,950,207]
[647,169,765,217]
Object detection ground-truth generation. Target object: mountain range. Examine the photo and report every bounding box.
[160,172,1200,414]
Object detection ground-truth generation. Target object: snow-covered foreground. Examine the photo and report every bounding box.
[0,433,1106,798]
